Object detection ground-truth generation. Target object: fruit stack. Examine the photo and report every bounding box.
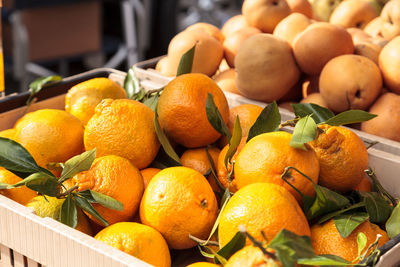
[155,0,400,143]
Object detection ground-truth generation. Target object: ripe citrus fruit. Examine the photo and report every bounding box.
[186,22,225,43]
[26,196,92,235]
[225,245,280,267]
[216,137,247,192]
[68,155,144,225]
[273,12,312,46]
[84,99,160,169]
[221,15,250,37]
[180,147,220,191]
[329,0,378,29]
[354,176,372,192]
[0,167,37,205]
[140,168,161,189]
[95,222,171,267]
[14,109,84,169]
[228,104,263,137]
[0,129,16,140]
[234,131,319,201]
[157,73,229,148]
[309,125,368,192]
[311,219,389,262]
[218,183,311,247]
[65,78,127,126]
[140,166,218,249]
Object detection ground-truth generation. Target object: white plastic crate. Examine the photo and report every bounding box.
[0,67,400,266]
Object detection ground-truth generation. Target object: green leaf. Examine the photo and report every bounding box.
[206,93,231,141]
[298,254,351,265]
[268,229,316,267]
[247,102,281,142]
[359,191,392,223]
[123,67,142,99]
[59,149,96,183]
[216,232,246,264]
[307,185,350,220]
[12,172,60,197]
[386,203,400,238]
[0,137,43,175]
[151,148,182,169]
[27,75,62,106]
[143,94,159,111]
[333,212,369,238]
[89,190,123,211]
[357,232,367,257]
[197,245,215,259]
[290,115,317,150]
[60,194,77,228]
[74,195,108,227]
[154,112,182,165]
[176,45,195,76]
[224,116,242,168]
[292,103,334,124]
[318,202,366,224]
[324,110,377,126]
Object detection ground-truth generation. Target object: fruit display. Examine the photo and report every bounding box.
[155,0,400,144]
[0,56,400,266]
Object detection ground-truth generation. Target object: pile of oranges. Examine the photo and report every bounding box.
[0,68,394,266]
[156,0,400,143]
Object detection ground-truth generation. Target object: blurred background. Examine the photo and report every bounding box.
[2,0,243,94]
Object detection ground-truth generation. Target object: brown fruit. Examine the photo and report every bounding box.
[221,15,250,37]
[155,56,175,77]
[167,29,223,77]
[235,34,301,102]
[300,93,328,107]
[347,27,373,44]
[354,41,382,65]
[286,0,313,18]
[212,69,240,95]
[273,12,313,45]
[223,27,262,67]
[302,75,320,98]
[186,22,225,43]
[319,54,382,112]
[379,36,400,93]
[380,0,400,39]
[361,92,400,141]
[279,79,303,102]
[364,16,384,37]
[242,0,292,33]
[293,22,354,75]
[329,0,378,29]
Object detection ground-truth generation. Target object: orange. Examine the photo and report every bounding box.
[84,99,160,169]
[26,196,93,236]
[228,104,263,137]
[186,263,220,267]
[217,137,247,193]
[225,245,281,267]
[140,168,161,189]
[234,131,320,202]
[180,147,220,191]
[157,73,229,148]
[65,77,127,126]
[213,69,240,95]
[218,183,311,247]
[309,125,368,192]
[68,155,144,225]
[0,128,16,140]
[311,219,389,262]
[140,166,218,249]
[286,0,313,18]
[0,167,37,206]
[14,109,84,169]
[353,176,372,192]
[95,222,171,267]
[221,15,250,37]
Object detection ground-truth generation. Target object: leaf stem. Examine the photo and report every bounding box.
[365,168,397,206]
[279,117,300,128]
[57,185,78,198]
[238,226,277,260]
[188,234,220,247]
